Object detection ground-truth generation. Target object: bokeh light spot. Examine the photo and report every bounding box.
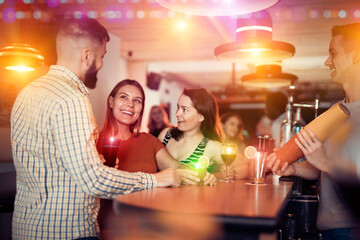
[136,10,145,19]
[2,8,16,23]
[309,10,320,19]
[323,10,331,19]
[87,10,98,19]
[338,10,346,19]
[74,11,84,19]
[354,10,360,18]
[46,0,60,8]
[126,10,134,18]
[33,10,42,19]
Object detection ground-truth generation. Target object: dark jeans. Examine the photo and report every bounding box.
[321,228,360,240]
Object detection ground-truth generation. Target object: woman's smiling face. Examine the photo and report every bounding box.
[109,84,144,127]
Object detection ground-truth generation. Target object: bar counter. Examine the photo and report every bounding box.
[113,174,294,239]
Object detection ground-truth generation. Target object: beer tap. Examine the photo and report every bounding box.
[279,85,320,195]
[280,85,320,148]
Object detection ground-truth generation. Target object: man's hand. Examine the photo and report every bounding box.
[154,168,181,187]
[295,128,328,172]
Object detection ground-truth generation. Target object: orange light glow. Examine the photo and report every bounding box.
[237,48,270,56]
[0,44,44,72]
[176,20,186,30]
[5,65,35,72]
[236,26,273,33]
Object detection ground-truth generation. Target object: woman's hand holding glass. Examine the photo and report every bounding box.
[175,168,200,185]
[220,164,236,180]
[220,143,238,182]
[175,168,217,186]
[203,172,217,186]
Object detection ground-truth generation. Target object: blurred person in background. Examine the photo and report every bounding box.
[221,112,250,180]
[264,91,288,148]
[147,105,171,137]
[221,112,248,153]
[255,115,273,137]
[267,23,360,240]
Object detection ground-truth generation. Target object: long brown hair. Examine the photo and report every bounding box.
[171,87,223,142]
[100,79,145,137]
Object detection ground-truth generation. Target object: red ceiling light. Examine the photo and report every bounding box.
[155,0,280,16]
[214,10,295,63]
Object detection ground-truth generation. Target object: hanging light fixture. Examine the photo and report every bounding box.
[241,64,297,88]
[0,44,45,72]
[214,10,295,63]
[155,0,280,16]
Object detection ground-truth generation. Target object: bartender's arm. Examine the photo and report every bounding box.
[267,128,332,180]
[267,155,320,180]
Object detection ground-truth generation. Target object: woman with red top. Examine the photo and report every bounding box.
[97,79,177,173]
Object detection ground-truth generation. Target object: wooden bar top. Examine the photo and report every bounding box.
[115,175,293,229]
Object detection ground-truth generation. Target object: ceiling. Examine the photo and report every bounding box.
[0,0,358,97]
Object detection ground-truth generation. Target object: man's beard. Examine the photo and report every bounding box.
[84,60,98,89]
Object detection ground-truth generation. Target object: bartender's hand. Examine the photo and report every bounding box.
[294,128,329,172]
[204,172,217,186]
[175,168,200,185]
[266,153,295,176]
[154,168,181,187]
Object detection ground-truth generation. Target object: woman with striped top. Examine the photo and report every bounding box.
[158,87,224,184]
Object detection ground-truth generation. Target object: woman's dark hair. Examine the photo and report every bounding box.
[100,79,145,137]
[170,87,223,142]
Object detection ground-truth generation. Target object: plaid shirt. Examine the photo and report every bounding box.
[11,65,157,239]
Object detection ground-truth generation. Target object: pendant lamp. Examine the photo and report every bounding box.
[214,10,295,63]
[241,64,297,88]
[155,0,279,16]
[0,44,45,72]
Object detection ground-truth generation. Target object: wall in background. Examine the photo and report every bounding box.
[89,33,127,130]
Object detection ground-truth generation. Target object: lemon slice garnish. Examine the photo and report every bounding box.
[198,156,209,168]
[244,146,257,159]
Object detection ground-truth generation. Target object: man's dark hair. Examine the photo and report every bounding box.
[57,18,110,44]
[332,23,360,52]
